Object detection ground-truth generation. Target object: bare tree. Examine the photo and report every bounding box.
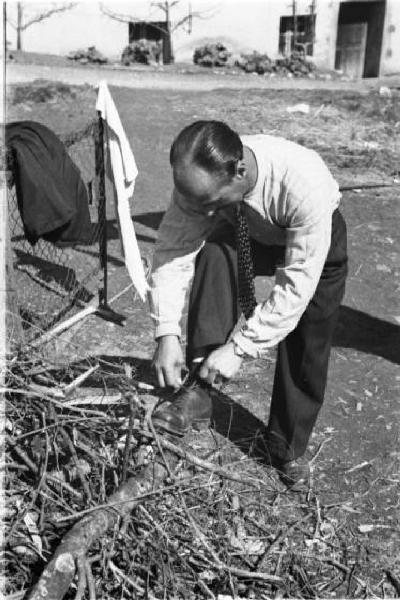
[100,1,217,64]
[7,2,77,51]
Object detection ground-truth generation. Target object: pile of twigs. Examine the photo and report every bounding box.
[4,348,284,599]
[4,346,397,599]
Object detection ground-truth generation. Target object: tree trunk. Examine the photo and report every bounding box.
[292,0,297,52]
[162,2,173,65]
[17,2,22,51]
[163,24,173,64]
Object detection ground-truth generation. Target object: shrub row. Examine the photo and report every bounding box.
[193,44,316,76]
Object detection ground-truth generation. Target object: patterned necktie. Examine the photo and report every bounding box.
[235,202,257,319]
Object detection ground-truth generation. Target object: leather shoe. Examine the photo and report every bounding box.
[250,438,310,489]
[152,383,212,437]
[272,457,310,489]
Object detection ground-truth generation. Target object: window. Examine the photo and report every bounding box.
[279,14,316,56]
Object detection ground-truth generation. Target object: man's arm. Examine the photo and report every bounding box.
[152,334,185,389]
[149,188,215,386]
[232,209,333,357]
[149,188,215,338]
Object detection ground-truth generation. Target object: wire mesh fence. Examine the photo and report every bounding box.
[7,118,110,345]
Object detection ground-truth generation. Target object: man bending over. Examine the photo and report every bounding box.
[148,120,348,487]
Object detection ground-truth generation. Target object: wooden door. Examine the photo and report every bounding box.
[335,23,368,78]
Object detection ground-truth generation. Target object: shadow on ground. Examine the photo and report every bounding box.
[133,211,165,231]
[335,305,400,365]
[65,300,400,468]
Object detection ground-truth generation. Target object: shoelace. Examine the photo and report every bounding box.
[235,202,257,320]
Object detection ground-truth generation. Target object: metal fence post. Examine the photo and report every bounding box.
[94,113,125,326]
[95,112,108,308]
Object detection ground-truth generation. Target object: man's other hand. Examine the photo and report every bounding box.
[152,335,185,389]
[199,342,243,385]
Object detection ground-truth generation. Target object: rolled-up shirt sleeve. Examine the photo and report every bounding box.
[149,189,213,339]
[233,198,333,357]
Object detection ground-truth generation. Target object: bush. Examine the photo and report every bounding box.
[121,39,162,66]
[67,46,108,64]
[235,51,273,75]
[236,50,315,77]
[193,42,231,68]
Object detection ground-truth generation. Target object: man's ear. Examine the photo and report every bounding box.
[236,160,246,179]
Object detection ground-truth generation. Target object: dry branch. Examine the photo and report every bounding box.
[63,364,99,396]
[100,1,216,35]
[6,434,84,500]
[386,570,400,596]
[63,391,123,406]
[108,560,145,594]
[27,466,157,600]
[30,282,133,348]
[339,181,400,191]
[29,305,98,348]
[142,427,261,488]
[18,3,76,31]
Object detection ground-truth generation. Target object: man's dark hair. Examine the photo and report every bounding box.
[170,120,243,179]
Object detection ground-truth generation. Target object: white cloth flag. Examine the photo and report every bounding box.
[96,80,149,301]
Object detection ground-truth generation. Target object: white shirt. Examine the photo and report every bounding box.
[149,134,341,357]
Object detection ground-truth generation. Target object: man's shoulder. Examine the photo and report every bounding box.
[240,135,337,195]
[241,134,318,160]
[240,133,282,147]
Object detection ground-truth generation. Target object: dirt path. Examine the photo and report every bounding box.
[6,60,400,91]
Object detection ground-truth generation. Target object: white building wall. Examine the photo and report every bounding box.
[173,0,316,62]
[312,0,400,76]
[5,0,400,74]
[381,0,400,75]
[313,1,340,70]
[173,1,275,61]
[6,0,318,62]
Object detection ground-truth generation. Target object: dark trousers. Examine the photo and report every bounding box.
[187,209,348,461]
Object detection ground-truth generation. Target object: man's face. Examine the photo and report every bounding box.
[173,161,248,217]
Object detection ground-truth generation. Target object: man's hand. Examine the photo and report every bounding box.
[198,342,243,385]
[152,335,185,389]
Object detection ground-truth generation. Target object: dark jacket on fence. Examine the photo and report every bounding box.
[6,120,92,246]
